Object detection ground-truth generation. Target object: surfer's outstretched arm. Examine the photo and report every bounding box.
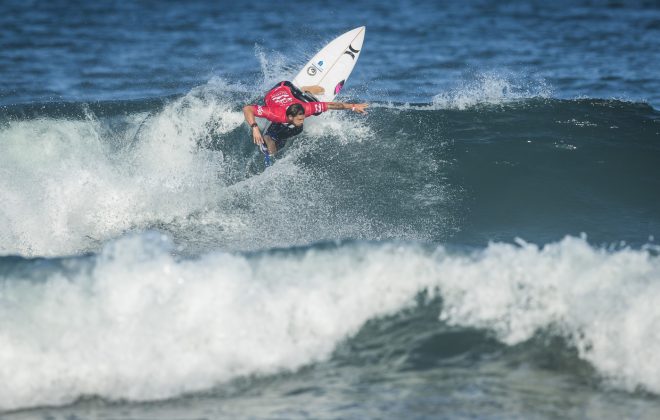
[326,102,369,114]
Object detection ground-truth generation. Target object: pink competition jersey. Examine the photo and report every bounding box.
[250,82,328,124]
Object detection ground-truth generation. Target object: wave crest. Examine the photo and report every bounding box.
[1,235,660,411]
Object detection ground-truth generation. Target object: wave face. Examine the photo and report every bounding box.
[0,234,658,411]
[1,82,658,257]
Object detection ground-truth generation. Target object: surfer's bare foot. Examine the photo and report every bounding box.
[302,85,325,95]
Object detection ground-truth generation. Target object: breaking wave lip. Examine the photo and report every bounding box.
[0,233,659,412]
[421,69,654,111]
[372,97,656,111]
[431,70,553,110]
[0,80,241,257]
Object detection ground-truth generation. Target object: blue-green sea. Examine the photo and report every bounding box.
[1,1,659,418]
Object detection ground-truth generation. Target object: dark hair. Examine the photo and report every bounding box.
[286,103,305,118]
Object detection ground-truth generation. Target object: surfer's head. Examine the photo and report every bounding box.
[286,104,305,127]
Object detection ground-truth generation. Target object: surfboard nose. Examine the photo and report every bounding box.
[350,27,366,50]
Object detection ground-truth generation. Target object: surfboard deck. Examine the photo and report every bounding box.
[292,26,366,102]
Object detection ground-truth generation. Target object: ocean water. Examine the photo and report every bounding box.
[1,0,659,418]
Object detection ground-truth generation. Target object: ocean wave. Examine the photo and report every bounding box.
[431,70,553,110]
[0,80,244,256]
[1,80,658,257]
[0,81,447,257]
[0,234,659,411]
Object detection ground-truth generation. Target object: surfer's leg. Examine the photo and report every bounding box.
[263,135,278,155]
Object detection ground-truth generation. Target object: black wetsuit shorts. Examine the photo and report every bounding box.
[264,123,303,149]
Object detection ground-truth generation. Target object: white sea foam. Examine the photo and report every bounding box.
[0,234,659,411]
[431,71,552,110]
[0,234,438,410]
[0,80,247,256]
[0,74,381,257]
[437,236,660,394]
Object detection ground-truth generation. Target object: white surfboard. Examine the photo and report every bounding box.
[292,26,366,102]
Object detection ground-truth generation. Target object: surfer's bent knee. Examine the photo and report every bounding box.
[264,135,278,155]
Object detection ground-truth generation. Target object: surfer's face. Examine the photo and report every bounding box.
[289,114,305,127]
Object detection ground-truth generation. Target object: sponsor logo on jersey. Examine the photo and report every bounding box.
[270,90,293,106]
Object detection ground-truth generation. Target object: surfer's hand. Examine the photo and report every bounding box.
[252,127,264,145]
[351,103,369,114]
[303,85,325,95]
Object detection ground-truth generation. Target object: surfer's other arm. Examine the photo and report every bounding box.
[243,105,264,145]
[326,102,369,114]
[298,87,368,114]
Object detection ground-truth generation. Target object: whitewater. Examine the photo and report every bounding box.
[1,234,659,412]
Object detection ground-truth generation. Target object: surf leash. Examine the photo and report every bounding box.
[259,144,272,167]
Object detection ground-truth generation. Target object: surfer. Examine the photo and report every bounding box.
[243,81,368,155]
